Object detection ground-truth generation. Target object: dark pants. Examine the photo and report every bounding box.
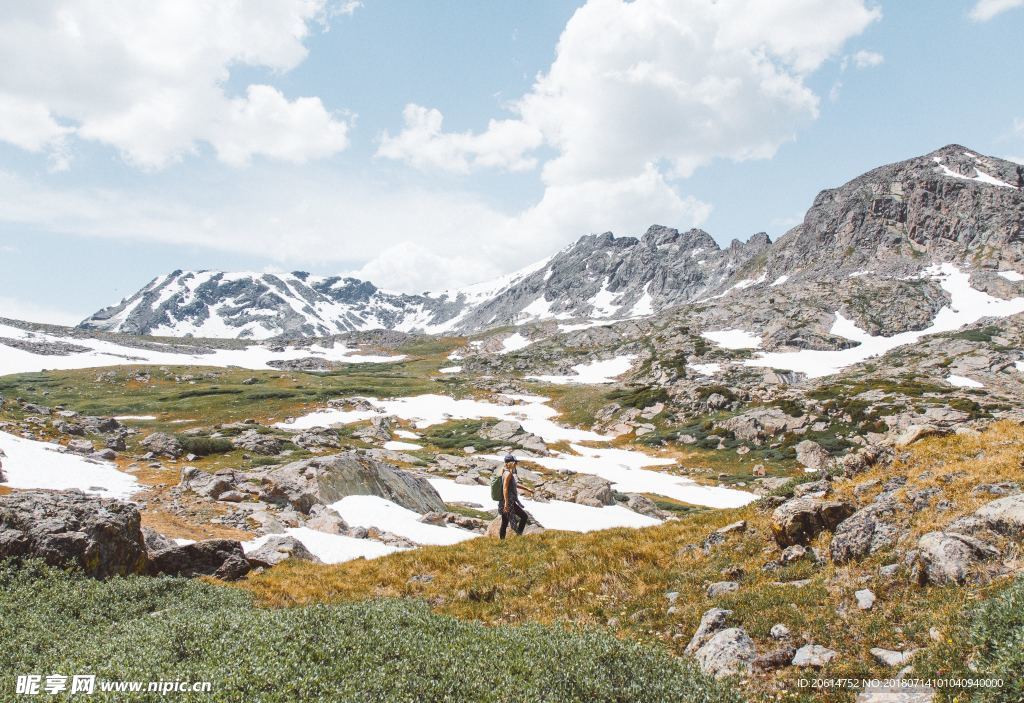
[499,503,528,539]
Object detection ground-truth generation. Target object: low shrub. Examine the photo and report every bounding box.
[0,561,741,703]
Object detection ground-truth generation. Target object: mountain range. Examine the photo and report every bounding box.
[79,144,1024,340]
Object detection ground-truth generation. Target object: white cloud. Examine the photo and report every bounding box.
[378,104,542,173]
[0,1,351,168]
[1015,117,1024,136]
[969,0,1024,21]
[0,296,83,326]
[378,0,879,185]
[849,50,885,69]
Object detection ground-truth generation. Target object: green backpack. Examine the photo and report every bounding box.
[490,473,504,501]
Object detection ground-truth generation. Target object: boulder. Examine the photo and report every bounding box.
[293,427,341,450]
[179,467,238,500]
[870,648,916,668]
[0,489,148,578]
[141,527,176,552]
[753,645,795,672]
[694,628,756,678]
[894,424,945,447]
[829,498,901,563]
[914,531,999,585]
[141,432,183,459]
[770,496,855,547]
[718,408,806,444]
[355,415,394,442]
[260,452,446,514]
[231,430,283,456]
[973,493,1024,537]
[707,581,739,598]
[684,607,732,655]
[66,439,94,454]
[792,644,837,668]
[623,493,667,519]
[855,588,876,610]
[150,539,251,581]
[795,440,831,471]
[245,536,321,567]
[534,473,614,507]
[480,420,548,455]
[304,505,348,534]
[769,623,791,640]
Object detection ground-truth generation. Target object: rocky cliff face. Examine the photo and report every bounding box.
[79,145,1024,339]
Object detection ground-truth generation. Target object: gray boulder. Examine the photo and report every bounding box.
[66,439,94,454]
[795,440,831,471]
[684,607,732,655]
[305,505,349,534]
[260,452,446,514]
[142,527,176,552]
[245,536,321,567]
[534,473,614,507]
[830,497,901,563]
[707,581,739,598]
[231,430,283,456]
[179,467,238,500]
[150,539,251,581]
[694,627,756,678]
[973,493,1024,537]
[914,531,999,585]
[293,427,341,450]
[0,489,148,578]
[770,496,855,547]
[141,432,183,458]
[792,644,837,668]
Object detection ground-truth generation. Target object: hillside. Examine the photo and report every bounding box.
[78,145,1024,340]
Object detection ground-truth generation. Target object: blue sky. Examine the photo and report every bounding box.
[0,0,1023,324]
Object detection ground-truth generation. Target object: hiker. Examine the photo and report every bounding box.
[496,454,528,539]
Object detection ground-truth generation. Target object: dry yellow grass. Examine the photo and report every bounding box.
[230,420,1024,700]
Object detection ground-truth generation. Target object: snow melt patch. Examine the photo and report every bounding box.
[998,270,1024,282]
[439,366,462,374]
[770,275,789,287]
[0,322,404,377]
[383,440,423,451]
[528,355,635,385]
[589,279,621,318]
[746,264,1024,378]
[946,374,984,388]
[499,333,532,355]
[933,157,1014,188]
[689,363,722,376]
[629,283,655,317]
[242,527,400,564]
[331,495,478,546]
[277,393,608,444]
[0,430,140,498]
[702,329,763,350]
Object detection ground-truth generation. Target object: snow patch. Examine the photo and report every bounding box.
[330,495,477,546]
[0,430,140,498]
[242,527,400,564]
[702,329,763,350]
[528,355,635,385]
[946,374,983,388]
[998,270,1024,282]
[770,275,789,287]
[689,362,722,376]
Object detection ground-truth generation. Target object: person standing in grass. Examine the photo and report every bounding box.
[498,454,529,539]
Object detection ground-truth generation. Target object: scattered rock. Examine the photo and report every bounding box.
[684,607,731,655]
[830,498,901,564]
[770,496,855,547]
[149,539,251,581]
[245,536,321,567]
[141,432,183,459]
[792,644,837,668]
[855,588,876,610]
[914,531,999,585]
[753,645,795,672]
[870,648,916,668]
[66,439,94,454]
[141,527,176,553]
[694,628,756,678]
[770,623,791,640]
[231,430,283,456]
[973,493,1024,537]
[707,581,739,598]
[796,440,831,471]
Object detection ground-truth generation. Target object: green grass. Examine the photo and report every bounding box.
[916,575,1024,703]
[0,561,741,703]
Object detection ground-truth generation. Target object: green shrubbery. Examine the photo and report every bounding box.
[917,575,1024,702]
[0,561,741,703]
[176,435,234,456]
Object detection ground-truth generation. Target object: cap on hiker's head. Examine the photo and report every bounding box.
[504,454,517,464]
